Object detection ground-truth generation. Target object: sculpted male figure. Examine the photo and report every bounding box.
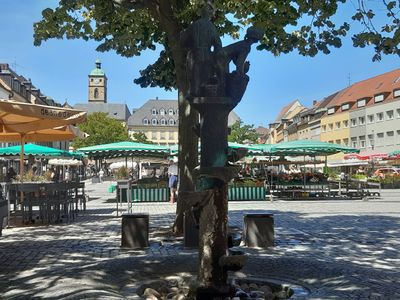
[181,4,222,97]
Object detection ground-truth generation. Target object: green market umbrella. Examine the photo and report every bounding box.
[388,149,400,158]
[169,142,263,156]
[0,143,73,157]
[78,141,170,159]
[272,140,359,156]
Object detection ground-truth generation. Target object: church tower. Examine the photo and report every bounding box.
[88,59,107,103]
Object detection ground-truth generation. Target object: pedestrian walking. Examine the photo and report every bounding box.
[168,159,178,204]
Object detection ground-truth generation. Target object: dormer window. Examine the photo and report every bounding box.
[152,108,157,115]
[151,118,157,125]
[327,107,335,115]
[169,119,175,125]
[357,99,366,107]
[341,103,350,111]
[168,109,174,115]
[374,94,385,103]
[160,108,165,115]
[143,118,149,125]
[160,119,166,125]
[394,89,400,98]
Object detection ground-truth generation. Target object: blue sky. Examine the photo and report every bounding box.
[1,1,399,127]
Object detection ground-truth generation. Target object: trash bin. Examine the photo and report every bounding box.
[184,211,199,248]
[243,213,274,247]
[121,213,149,248]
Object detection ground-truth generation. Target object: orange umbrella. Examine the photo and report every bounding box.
[0,100,87,176]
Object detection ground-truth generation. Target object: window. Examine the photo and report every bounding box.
[343,120,349,128]
[359,136,366,148]
[160,132,166,140]
[397,109,400,118]
[168,132,175,140]
[160,108,165,116]
[351,138,357,148]
[351,118,357,127]
[327,107,335,115]
[342,103,350,111]
[367,114,374,123]
[397,130,400,144]
[151,118,157,125]
[328,123,333,131]
[151,131,157,139]
[160,119,166,125]
[152,108,157,115]
[386,131,394,145]
[335,139,341,144]
[394,89,400,98]
[376,133,384,146]
[357,99,366,107]
[386,110,394,120]
[358,116,365,125]
[335,122,341,129]
[368,134,374,148]
[322,125,326,132]
[374,94,385,103]
[142,118,149,125]
[94,88,99,99]
[376,112,384,122]
[169,119,175,125]
[343,138,349,146]
[168,109,174,115]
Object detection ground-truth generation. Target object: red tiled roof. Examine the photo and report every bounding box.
[328,68,400,111]
[274,99,299,123]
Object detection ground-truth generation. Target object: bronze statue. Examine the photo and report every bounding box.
[181,4,222,97]
[180,6,263,297]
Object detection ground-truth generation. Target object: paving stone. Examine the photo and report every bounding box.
[0,181,399,298]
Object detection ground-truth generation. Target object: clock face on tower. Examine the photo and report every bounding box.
[93,78,100,84]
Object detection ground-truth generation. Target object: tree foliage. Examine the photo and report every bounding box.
[131,131,152,144]
[72,112,130,148]
[228,120,258,144]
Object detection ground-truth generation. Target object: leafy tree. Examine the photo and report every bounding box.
[72,112,130,148]
[33,0,400,291]
[130,131,152,144]
[228,121,258,144]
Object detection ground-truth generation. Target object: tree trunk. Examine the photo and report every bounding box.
[172,89,198,234]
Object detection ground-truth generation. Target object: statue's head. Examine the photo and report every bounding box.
[245,27,264,43]
[200,2,215,19]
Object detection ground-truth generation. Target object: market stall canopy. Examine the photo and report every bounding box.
[270,140,359,156]
[169,142,263,156]
[0,125,81,142]
[0,99,87,176]
[388,149,400,158]
[344,150,388,161]
[0,100,86,134]
[78,141,170,159]
[0,143,72,157]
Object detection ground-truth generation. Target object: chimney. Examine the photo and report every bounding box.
[312,100,317,106]
[156,96,159,100]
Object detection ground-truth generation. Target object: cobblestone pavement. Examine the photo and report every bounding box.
[0,182,399,299]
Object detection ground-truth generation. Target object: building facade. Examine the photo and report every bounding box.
[0,63,69,149]
[128,99,240,145]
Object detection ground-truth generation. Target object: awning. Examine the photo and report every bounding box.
[78,141,170,159]
[0,143,72,157]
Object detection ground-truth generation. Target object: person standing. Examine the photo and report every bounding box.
[168,160,178,204]
[99,169,104,182]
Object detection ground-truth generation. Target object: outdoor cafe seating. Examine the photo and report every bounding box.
[5,181,86,225]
